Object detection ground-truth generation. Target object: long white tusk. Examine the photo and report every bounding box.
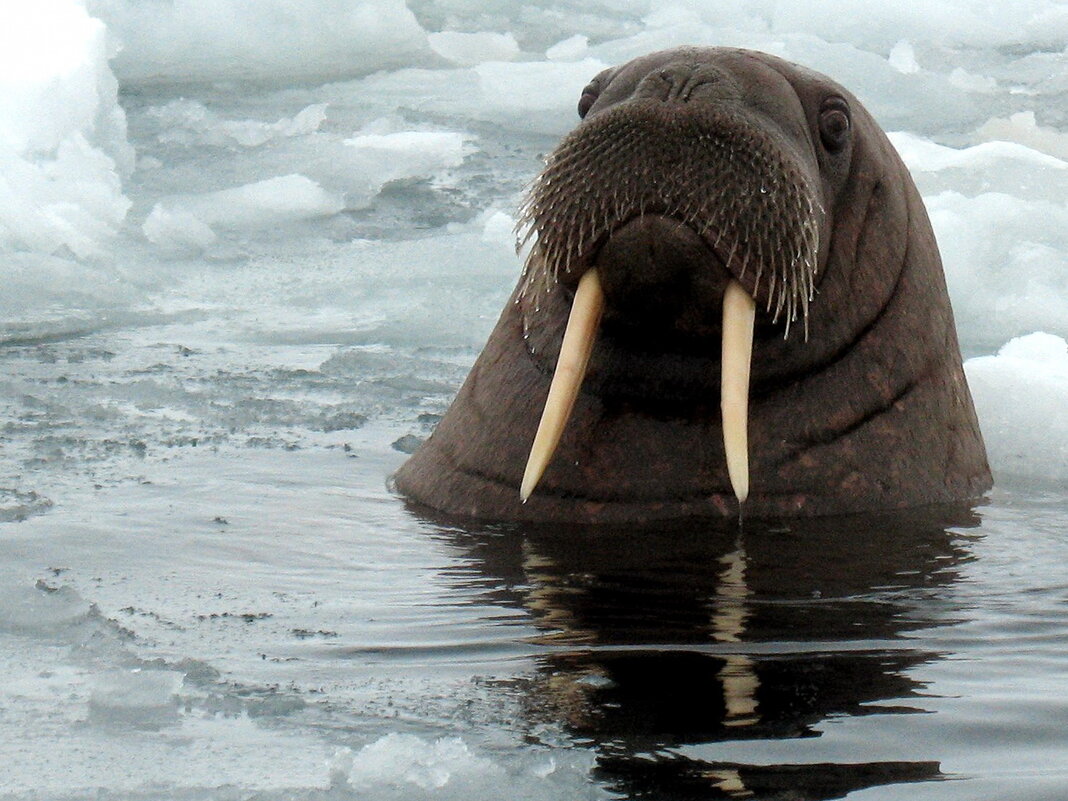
[721,278,756,503]
[520,268,604,502]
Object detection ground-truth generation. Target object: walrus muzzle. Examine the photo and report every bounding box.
[517,99,821,503]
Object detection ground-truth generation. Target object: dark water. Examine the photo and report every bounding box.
[413,501,1045,800]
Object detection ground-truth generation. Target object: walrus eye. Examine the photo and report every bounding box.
[576,85,602,118]
[577,79,601,118]
[818,97,851,152]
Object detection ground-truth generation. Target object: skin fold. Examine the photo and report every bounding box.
[394,46,991,523]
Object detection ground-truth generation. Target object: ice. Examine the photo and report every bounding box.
[429,31,520,66]
[88,0,430,83]
[88,668,184,727]
[756,0,1063,49]
[142,204,218,250]
[885,130,1068,355]
[977,112,1068,160]
[348,734,503,792]
[480,209,518,248]
[888,40,921,74]
[0,489,55,522]
[0,582,90,632]
[890,131,1068,174]
[343,733,604,800]
[350,60,606,134]
[0,1,131,260]
[0,1,128,162]
[948,67,999,94]
[143,174,344,248]
[966,334,1068,485]
[546,34,591,62]
[926,191,1068,351]
[149,100,329,148]
[475,58,608,117]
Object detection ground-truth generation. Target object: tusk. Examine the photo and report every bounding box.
[721,278,756,503]
[520,268,604,502]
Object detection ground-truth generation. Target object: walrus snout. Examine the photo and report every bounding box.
[595,214,730,339]
[518,98,822,337]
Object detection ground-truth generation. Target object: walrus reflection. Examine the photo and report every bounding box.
[437,506,978,799]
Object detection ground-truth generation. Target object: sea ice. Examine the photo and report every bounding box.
[546,34,590,62]
[0,1,131,260]
[88,668,184,727]
[429,31,521,66]
[149,100,329,149]
[343,733,603,800]
[474,58,609,122]
[976,111,1068,160]
[0,582,90,632]
[926,191,1068,350]
[966,333,1068,484]
[337,128,472,205]
[348,734,502,792]
[143,174,344,248]
[888,40,921,74]
[88,0,430,83]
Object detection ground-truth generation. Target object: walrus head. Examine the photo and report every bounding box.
[394,47,991,523]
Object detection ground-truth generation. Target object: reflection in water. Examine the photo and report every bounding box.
[431,505,980,800]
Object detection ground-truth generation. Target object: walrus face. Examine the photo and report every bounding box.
[515,48,860,501]
[520,48,837,339]
[394,47,991,522]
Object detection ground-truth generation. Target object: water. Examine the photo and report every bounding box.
[3,1,1068,798]
[6,436,1068,798]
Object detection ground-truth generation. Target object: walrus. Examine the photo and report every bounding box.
[394,46,992,523]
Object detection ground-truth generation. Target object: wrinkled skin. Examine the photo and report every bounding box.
[394,47,992,523]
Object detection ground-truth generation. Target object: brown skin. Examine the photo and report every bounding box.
[393,47,992,523]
